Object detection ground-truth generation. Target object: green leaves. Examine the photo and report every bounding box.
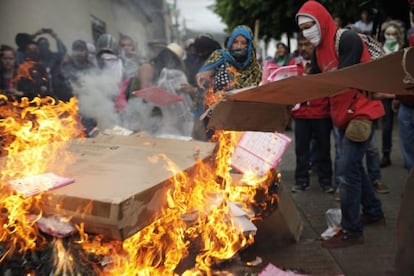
[212,0,400,40]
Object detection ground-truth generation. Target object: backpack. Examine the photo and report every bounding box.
[335,29,385,60]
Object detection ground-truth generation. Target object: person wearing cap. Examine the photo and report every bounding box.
[62,39,96,91]
[296,1,385,249]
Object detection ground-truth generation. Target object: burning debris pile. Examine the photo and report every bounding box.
[0,95,284,275]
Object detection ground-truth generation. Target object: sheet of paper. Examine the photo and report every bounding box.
[8,173,75,197]
[231,132,291,176]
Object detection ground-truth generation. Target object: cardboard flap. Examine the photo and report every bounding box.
[207,100,290,132]
[227,49,414,105]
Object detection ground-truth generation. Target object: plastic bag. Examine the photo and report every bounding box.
[321,208,341,240]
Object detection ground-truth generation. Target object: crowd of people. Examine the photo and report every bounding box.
[1,0,414,266]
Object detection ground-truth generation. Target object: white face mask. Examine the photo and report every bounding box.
[384,34,397,43]
[303,24,321,46]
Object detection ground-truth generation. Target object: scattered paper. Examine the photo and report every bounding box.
[231,131,291,176]
[37,216,76,238]
[8,173,75,197]
[231,215,257,234]
[103,125,133,136]
[259,263,310,276]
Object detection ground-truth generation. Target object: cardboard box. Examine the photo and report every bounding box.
[41,133,216,240]
[209,49,414,131]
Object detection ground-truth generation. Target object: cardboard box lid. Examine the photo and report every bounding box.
[208,48,414,131]
[49,133,216,204]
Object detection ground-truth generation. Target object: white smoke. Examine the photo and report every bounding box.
[121,69,194,137]
[72,66,194,137]
[75,69,121,130]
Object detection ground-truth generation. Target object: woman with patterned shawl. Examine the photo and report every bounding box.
[196,25,262,137]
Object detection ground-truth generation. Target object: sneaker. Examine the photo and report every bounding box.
[321,185,335,194]
[373,180,390,194]
[321,230,364,249]
[360,214,386,225]
[291,183,310,192]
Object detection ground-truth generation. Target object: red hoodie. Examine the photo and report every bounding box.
[289,57,330,119]
[296,1,384,129]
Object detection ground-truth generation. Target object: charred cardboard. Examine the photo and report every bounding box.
[209,48,414,131]
[41,133,216,240]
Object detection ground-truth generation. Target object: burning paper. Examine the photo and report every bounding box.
[8,172,75,197]
[231,131,291,176]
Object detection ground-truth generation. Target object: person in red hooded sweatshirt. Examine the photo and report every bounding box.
[289,33,333,193]
[296,0,385,249]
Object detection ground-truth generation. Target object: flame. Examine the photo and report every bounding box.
[0,93,280,274]
[53,239,75,275]
[0,95,80,262]
[74,130,275,275]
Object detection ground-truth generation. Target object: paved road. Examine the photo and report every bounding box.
[239,124,408,276]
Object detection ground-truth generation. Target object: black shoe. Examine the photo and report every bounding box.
[321,230,364,249]
[291,183,310,192]
[360,214,386,225]
[321,185,335,193]
[380,156,391,168]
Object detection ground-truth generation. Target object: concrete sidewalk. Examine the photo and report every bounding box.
[244,126,408,276]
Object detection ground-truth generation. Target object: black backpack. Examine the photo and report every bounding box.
[335,29,385,60]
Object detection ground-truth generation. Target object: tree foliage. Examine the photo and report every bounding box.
[214,0,410,40]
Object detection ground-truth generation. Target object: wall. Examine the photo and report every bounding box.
[0,0,167,57]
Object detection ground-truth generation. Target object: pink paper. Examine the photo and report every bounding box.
[231,131,291,176]
[259,263,310,276]
[262,60,281,84]
[268,65,299,82]
[8,173,75,197]
[132,86,184,106]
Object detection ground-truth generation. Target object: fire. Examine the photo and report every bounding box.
[0,94,279,274]
[0,94,81,261]
[74,130,274,275]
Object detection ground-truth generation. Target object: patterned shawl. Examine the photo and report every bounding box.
[198,25,262,108]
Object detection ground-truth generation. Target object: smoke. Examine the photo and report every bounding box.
[121,69,194,137]
[74,69,121,130]
[73,67,194,138]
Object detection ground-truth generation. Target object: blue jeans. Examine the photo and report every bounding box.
[336,127,384,233]
[365,121,381,183]
[398,104,414,170]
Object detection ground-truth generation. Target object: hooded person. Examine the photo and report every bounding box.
[196,25,261,107]
[195,25,261,139]
[296,0,385,249]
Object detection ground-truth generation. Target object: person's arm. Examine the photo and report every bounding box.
[137,63,154,88]
[337,31,363,69]
[48,29,67,57]
[309,49,321,74]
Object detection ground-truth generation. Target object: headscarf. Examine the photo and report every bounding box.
[198,25,261,91]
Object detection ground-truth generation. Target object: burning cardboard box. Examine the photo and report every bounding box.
[41,133,216,240]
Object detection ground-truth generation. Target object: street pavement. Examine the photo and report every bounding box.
[240,123,408,276]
